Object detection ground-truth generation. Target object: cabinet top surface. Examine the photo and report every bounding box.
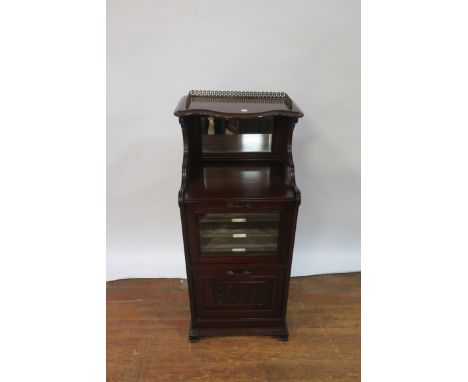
[174,90,304,119]
[184,162,297,201]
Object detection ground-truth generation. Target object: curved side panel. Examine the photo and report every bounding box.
[178,116,198,326]
[285,118,301,205]
[178,116,189,206]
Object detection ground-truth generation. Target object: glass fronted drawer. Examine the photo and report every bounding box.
[185,201,295,264]
[198,213,280,255]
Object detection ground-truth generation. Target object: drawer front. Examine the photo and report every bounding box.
[185,201,295,264]
[192,264,286,319]
[199,212,280,254]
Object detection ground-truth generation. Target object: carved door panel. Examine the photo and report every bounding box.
[192,264,286,319]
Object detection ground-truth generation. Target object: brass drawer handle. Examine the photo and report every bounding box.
[226,270,251,276]
[233,233,246,238]
[231,218,246,223]
[227,202,252,209]
[231,248,246,252]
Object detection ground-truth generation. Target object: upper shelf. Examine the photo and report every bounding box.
[184,162,297,201]
[174,90,304,119]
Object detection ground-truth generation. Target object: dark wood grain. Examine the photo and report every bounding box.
[185,162,297,201]
[174,91,303,119]
[107,273,361,382]
[176,92,303,341]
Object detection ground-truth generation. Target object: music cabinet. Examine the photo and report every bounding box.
[174,90,303,342]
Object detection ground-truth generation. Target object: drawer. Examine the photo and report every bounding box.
[185,201,295,264]
[199,212,280,253]
[191,264,286,320]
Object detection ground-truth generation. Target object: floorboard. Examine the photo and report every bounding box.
[107,273,360,382]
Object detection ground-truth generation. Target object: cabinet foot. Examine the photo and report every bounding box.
[189,328,201,343]
[189,325,289,342]
[277,333,289,341]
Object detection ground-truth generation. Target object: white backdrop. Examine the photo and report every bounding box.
[107,0,360,280]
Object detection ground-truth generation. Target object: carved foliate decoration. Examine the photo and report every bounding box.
[213,282,269,306]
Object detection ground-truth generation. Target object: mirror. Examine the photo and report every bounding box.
[201,117,273,153]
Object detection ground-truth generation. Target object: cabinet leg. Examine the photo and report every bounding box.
[270,327,289,341]
[278,333,289,341]
[189,327,201,343]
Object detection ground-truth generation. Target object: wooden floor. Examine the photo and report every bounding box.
[107,273,360,382]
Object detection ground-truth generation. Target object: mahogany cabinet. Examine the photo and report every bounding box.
[174,90,303,341]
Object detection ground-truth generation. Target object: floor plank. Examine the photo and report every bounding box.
[107,273,360,382]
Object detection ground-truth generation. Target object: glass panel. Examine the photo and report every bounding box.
[198,212,280,255]
[201,117,273,153]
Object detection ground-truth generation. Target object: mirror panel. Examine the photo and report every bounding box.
[201,117,273,153]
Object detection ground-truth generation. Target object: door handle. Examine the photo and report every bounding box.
[226,202,252,209]
[226,270,252,276]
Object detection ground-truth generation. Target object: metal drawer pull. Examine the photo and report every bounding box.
[226,270,251,276]
[233,233,246,238]
[231,218,246,223]
[227,202,252,209]
[231,248,246,252]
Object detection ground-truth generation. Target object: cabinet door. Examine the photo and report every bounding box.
[192,264,286,320]
[185,202,294,264]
